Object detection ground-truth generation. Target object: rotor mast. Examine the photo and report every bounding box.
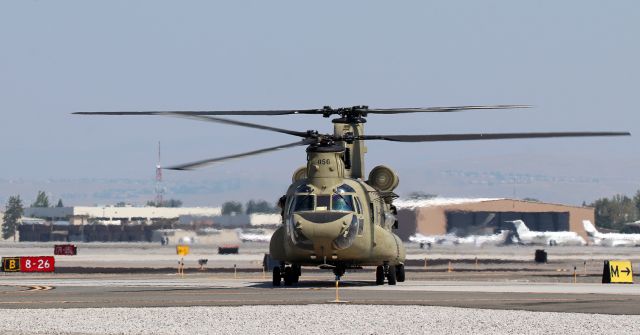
[331,109,368,179]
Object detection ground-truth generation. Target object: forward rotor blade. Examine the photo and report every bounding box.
[73,108,324,116]
[365,105,531,114]
[165,140,310,170]
[361,131,631,142]
[165,114,309,137]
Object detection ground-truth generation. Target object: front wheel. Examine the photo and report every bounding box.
[387,265,397,285]
[375,266,385,285]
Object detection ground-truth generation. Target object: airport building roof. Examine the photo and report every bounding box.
[395,197,503,210]
[24,206,222,221]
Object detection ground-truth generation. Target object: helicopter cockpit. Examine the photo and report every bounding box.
[286,183,362,251]
[289,183,359,213]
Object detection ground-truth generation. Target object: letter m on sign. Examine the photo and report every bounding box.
[611,265,619,277]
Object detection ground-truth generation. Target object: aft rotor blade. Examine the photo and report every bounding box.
[73,104,529,117]
[365,105,531,114]
[361,131,631,142]
[166,114,309,137]
[165,140,310,170]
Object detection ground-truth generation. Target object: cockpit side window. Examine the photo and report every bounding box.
[331,194,354,212]
[354,197,362,214]
[293,195,315,212]
[336,184,356,193]
[369,203,376,225]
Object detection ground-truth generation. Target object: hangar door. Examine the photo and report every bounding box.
[445,211,570,236]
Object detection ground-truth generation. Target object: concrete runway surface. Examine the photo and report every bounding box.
[1,243,639,315]
[2,243,640,334]
[1,273,639,314]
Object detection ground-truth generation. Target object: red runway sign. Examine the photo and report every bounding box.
[20,256,55,273]
[54,244,77,256]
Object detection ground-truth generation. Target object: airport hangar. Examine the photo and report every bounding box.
[395,198,595,241]
[18,206,281,242]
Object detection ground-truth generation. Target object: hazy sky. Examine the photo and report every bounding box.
[1,1,638,205]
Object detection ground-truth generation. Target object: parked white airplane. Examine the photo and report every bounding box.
[409,230,511,247]
[509,220,586,246]
[582,220,640,247]
[236,229,273,243]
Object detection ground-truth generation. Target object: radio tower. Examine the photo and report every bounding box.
[155,141,164,206]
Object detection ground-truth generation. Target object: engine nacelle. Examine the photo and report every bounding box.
[367,165,399,192]
[292,166,307,183]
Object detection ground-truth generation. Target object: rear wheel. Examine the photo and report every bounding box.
[387,265,397,285]
[272,266,281,287]
[375,266,385,285]
[292,264,301,284]
[396,264,405,282]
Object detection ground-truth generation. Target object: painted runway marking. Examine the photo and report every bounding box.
[23,285,55,292]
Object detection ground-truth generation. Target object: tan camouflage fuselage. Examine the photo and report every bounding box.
[269,120,405,267]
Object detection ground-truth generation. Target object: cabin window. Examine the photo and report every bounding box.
[293,195,315,212]
[331,194,354,212]
[316,195,331,210]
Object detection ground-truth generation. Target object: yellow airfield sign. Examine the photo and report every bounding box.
[603,260,633,284]
[176,245,190,257]
[2,257,21,272]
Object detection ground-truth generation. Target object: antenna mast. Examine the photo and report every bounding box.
[155,141,164,206]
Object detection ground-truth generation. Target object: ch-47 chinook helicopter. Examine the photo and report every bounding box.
[75,105,630,286]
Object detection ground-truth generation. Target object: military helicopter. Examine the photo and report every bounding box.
[75,105,630,286]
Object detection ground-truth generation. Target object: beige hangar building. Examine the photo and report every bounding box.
[395,198,595,241]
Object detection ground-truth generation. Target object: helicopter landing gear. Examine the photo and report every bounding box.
[333,265,346,281]
[396,263,405,283]
[272,266,282,287]
[376,263,398,285]
[292,264,301,284]
[386,264,397,285]
[375,266,385,285]
[283,266,294,286]
[284,264,301,286]
[273,264,301,287]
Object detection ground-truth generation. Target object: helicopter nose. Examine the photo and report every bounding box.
[291,212,358,251]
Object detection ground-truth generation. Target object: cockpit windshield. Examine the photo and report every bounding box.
[331,194,354,212]
[290,192,355,213]
[293,195,315,212]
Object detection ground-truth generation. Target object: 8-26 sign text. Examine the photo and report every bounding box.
[20,256,55,273]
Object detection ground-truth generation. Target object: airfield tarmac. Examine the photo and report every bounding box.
[1,242,639,334]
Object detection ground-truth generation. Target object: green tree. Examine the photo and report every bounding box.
[590,194,638,230]
[221,201,243,215]
[246,199,278,214]
[165,199,183,208]
[2,195,24,241]
[592,197,613,229]
[406,191,437,200]
[56,199,64,207]
[146,199,183,207]
[31,191,50,208]
[634,190,640,218]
